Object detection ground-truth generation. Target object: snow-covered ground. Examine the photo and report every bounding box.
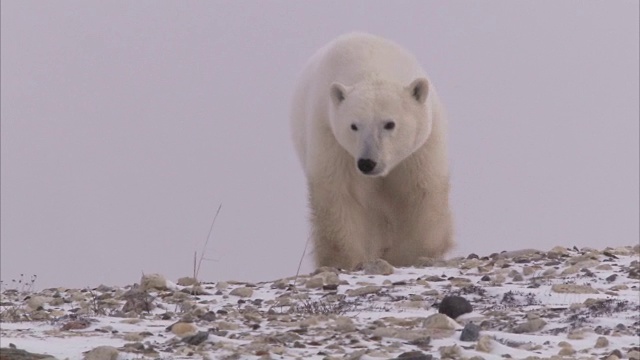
[1,245,639,360]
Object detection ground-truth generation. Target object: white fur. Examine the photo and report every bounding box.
[291,33,454,269]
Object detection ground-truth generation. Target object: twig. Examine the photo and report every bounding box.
[293,234,311,287]
[195,204,222,280]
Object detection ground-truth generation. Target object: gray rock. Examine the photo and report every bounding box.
[595,336,609,348]
[346,285,381,297]
[83,346,119,360]
[513,318,547,333]
[198,311,217,322]
[229,287,253,298]
[392,351,433,360]
[304,276,324,289]
[438,344,462,358]
[408,336,431,349]
[498,249,540,258]
[0,347,59,360]
[177,277,198,286]
[121,288,155,313]
[344,349,366,360]
[476,335,494,352]
[312,266,340,275]
[438,295,472,319]
[422,313,456,330]
[140,273,167,291]
[26,296,50,311]
[460,322,480,341]
[551,284,599,294]
[334,316,356,332]
[362,259,394,275]
[182,331,209,345]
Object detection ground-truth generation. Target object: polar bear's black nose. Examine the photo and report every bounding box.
[357,159,377,174]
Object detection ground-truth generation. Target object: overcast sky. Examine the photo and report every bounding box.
[2,1,638,290]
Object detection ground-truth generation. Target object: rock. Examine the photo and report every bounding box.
[216,281,229,290]
[512,318,546,333]
[475,335,493,352]
[438,295,472,319]
[344,349,366,360]
[177,277,198,286]
[140,273,167,291]
[393,351,432,360]
[499,249,540,258]
[123,332,144,342]
[549,246,569,255]
[169,322,198,337]
[438,345,461,358]
[460,322,480,341]
[334,316,356,333]
[49,297,64,306]
[558,346,575,356]
[542,268,556,277]
[561,266,580,275]
[422,313,456,330]
[575,259,600,268]
[83,346,119,360]
[304,276,324,289]
[416,257,447,267]
[594,336,609,348]
[596,264,614,270]
[608,349,623,358]
[567,329,584,339]
[26,296,50,310]
[408,337,431,349]
[306,271,341,288]
[121,288,155,313]
[182,331,209,345]
[30,311,50,321]
[229,287,253,298]
[61,318,91,331]
[522,267,536,277]
[551,283,599,294]
[323,272,340,285]
[0,347,58,360]
[373,326,397,338]
[346,285,381,297]
[198,311,217,322]
[629,350,640,360]
[461,258,482,269]
[361,258,394,275]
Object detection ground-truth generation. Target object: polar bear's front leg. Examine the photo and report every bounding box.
[308,182,368,269]
[383,182,454,266]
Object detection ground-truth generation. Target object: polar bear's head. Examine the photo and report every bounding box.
[329,78,432,177]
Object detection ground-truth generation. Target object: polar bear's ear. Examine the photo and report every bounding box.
[407,78,429,104]
[330,83,349,107]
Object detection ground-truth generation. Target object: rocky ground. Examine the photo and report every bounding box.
[1,245,639,360]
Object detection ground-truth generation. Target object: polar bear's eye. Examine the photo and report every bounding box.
[350,124,358,131]
[384,121,396,130]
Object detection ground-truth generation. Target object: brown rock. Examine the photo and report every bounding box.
[551,284,599,294]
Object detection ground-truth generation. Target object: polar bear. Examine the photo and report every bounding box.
[290,32,454,269]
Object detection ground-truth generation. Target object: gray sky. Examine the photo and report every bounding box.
[2,1,638,290]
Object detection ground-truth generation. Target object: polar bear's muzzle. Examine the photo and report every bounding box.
[357,158,377,174]
[357,158,387,176]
